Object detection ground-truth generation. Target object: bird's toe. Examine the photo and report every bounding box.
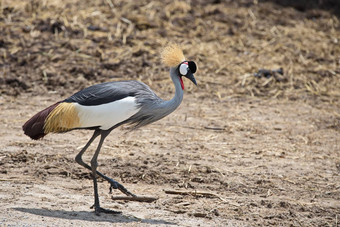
[108,179,136,196]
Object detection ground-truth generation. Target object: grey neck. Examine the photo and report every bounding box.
[159,67,184,112]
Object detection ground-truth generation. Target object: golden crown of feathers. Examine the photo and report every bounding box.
[161,43,185,67]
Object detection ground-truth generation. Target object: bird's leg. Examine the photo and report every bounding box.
[75,130,100,166]
[75,130,136,197]
[90,131,121,215]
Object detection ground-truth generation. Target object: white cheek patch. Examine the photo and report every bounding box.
[179,63,189,76]
[75,96,141,130]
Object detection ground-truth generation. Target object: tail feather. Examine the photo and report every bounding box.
[22,102,60,140]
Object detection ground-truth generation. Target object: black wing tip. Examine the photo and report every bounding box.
[22,102,60,140]
[22,117,46,140]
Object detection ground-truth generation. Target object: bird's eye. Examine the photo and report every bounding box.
[179,63,189,76]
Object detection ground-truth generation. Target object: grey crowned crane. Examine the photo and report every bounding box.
[22,43,197,215]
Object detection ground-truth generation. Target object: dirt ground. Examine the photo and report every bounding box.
[0,0,339,226]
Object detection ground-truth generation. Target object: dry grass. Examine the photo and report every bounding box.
[0,0,339,106]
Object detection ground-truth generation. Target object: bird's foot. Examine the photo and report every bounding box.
[90,204,122,216]
[108,178,136,197]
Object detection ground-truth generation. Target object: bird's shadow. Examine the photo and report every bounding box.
[13,207,176,225]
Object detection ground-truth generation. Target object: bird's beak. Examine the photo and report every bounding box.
[185,72,197,86]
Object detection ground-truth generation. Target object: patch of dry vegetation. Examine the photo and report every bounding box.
[0,0,339,106]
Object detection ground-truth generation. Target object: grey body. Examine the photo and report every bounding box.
[65,67,183,130]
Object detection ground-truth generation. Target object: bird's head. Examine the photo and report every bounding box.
[161,43,197,89]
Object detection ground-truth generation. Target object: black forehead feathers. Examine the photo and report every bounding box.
[188,61,197,73]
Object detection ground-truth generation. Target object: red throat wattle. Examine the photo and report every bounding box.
[179,77,184,90]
